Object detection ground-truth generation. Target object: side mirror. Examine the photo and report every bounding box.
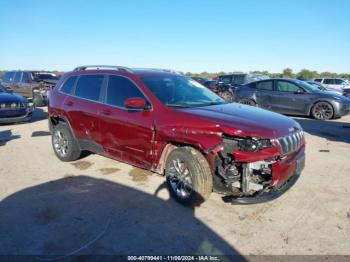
[124,97,147,110]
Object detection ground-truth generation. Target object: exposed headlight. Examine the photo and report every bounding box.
[238,138,272,152]
[27,102,35,110]
[223,135,273,153]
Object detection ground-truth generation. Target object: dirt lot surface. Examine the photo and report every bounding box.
[0,108,349,257]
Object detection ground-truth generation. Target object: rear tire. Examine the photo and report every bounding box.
[165,147,213,206]
[52,123,81,162]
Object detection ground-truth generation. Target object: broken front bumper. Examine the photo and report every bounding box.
[224,146,305,205]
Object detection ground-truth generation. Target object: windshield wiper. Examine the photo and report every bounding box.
[165,103,192,108]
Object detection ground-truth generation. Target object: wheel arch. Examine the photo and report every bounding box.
[49,115,77,139]
[153,141,215,175]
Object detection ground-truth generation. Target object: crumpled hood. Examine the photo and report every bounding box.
[180,103,302,139]
[0,92,27,103]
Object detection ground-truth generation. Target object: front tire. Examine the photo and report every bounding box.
[52,123,81,161]
[311,101,334,120]
[165,147,213,206]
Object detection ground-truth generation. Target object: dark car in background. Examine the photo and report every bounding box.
[0,84,34,124]
[235,78,350,120]
[1,71,59,106]
[191,77,209,85]
[216,73,270,102]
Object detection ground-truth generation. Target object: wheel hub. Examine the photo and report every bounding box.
[53,130,68,157]
[168,158,193,199]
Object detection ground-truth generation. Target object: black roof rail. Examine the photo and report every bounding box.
[73,65,133,73]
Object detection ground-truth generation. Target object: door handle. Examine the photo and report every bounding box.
[65,101,73,106]
[101,109,112,116]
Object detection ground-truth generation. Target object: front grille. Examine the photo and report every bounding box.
[278,130,304,155]
[0,102,26,110]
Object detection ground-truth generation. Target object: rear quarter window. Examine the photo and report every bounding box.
[60,76,77,95]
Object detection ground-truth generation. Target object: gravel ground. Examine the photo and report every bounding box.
[0,108,349,257]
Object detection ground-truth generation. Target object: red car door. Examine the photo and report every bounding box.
[98,74,154,169]
[64,74,105,149]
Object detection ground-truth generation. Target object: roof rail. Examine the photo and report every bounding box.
[73,65,133,73]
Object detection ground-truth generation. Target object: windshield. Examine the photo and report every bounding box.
[36,74,59,80]
[297,80,320,92]
[141,76,225,108]
[307,81,325,90]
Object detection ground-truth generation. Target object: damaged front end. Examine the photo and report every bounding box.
[213,132,305,204]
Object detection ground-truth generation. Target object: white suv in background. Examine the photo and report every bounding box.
[314,78,350,90]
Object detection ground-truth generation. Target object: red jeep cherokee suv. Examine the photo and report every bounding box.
[48,65,305,205]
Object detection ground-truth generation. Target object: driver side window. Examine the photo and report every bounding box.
[276,81,301,93]
[106,75,146,108]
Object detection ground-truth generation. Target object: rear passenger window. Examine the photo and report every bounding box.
[256,81,273,90]
[60,76,77,94]
[75,75,104,101]
[106,75,145,107]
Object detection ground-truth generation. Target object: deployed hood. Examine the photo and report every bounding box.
[0,92,27,103]
[180,103,302,139]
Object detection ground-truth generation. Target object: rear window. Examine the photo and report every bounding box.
[231,75,247,85]
[60,76,77,95]
[75,75,104,101]
[219,76,232,85]
[2,72,15,82]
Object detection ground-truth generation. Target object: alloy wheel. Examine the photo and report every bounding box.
[53,130,69,157]
[167,158,193,199]
[313,102,333,120]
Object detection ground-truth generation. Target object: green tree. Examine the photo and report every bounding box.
[296,69,317,80]
[282,68,294,78]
